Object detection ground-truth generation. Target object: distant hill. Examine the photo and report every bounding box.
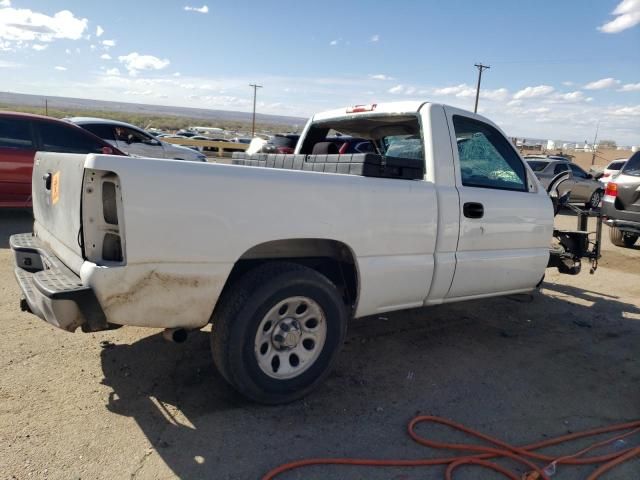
[0,91,306,127]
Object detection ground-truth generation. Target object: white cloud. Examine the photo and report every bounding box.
[0,0,11,6]
[556,91,586,102]
[619,82,640,91]
[609,105,640,116]
[32,44,47,51]
[118,52,170,76]
[102,39,116,47]
[184,5,209,13]
[562,81,574,87]
[0,59,21,68]
[432,83,509,101]
[124,89,154,96]
[513,85,554,99]
[0,6,88,50]
[370,34,380,43]
[100,53,111,60]
[54,66,67,71]
[598,0,640,33]
[369,74,392,81]
[105,67,120,76]
[329,39,338,46]
[584,77,620,90]
[388,84,405,94]
[96,25,104,37]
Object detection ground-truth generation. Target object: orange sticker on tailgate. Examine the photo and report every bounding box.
[51,171,60,205]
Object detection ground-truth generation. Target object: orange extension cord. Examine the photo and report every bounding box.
[262,416,640,480]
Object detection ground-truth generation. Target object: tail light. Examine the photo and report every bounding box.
[347,104,377,113]
[82,169,125,265]
[604,182,618,202]
[276,146,294,154]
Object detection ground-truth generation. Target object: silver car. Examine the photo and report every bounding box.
[66,117,207,162]
[526,158,604,208]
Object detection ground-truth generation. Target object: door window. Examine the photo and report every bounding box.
[568,164,588,179]
[0,118,34,149]
[115,126,152,144]
[453,116,527,192]
[81,123,116,141]
[553,163,570,175]
[37,122,106,153]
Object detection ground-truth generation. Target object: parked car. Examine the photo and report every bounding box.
[261,134,300,154]
[11,101,599,403]
[325,136,376,154]
[67,118,206,162]
[526,158,603,208]
[599,158,627,184]
[0,111,124,208]
[602,151,640,248]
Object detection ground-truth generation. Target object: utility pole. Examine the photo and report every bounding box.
[591,121,600,166]
[473,63,490,113]
[44,98,48,116]
[249,83,263,137]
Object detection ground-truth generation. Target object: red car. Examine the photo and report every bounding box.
[0,112,124,208]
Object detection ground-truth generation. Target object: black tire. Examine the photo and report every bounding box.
[210,262,348,404]
[609,227,638,248]
[586,190,603,210]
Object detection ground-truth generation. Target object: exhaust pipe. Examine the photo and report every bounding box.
[162,328,188,343]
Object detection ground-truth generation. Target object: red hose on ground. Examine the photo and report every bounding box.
[261,416,640,480]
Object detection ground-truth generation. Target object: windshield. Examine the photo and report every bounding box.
[526,160,548,172]
[621,152,640,176]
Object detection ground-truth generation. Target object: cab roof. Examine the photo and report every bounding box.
[66,117,143,129]
[311,101,434,122]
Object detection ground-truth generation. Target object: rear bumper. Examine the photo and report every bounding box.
[10,233,108,332]
[602,203,640,234]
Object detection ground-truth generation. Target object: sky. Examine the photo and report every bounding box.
[0,0,639,145]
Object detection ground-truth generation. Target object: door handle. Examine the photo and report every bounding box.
[43,173,52,191]
[463,202,484,219]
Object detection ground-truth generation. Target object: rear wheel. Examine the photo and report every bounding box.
[586,190,603,209]
[610,227,638,248]
[210,262,348,404]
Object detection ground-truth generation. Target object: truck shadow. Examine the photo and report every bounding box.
[99,284,640,479]
[0,209,32,249]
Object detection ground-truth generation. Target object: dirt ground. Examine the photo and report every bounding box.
[0,209,638,480]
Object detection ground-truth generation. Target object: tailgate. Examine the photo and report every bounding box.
[615,174,640,213]
[32,152,87,272]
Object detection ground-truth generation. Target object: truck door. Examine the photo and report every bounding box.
[444,108,552,299]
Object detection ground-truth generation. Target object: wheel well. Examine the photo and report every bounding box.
[222,239,359,311]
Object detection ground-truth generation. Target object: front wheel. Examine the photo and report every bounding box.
[586,190,603,210]
[210,262,348,404]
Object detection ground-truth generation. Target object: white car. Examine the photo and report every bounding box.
[67,117,207,162]
[599,158,627,184]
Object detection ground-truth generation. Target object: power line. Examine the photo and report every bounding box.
[249,83,263,138]
[474,63,490,113]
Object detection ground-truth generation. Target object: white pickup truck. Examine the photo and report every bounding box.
[11,101,599,403]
